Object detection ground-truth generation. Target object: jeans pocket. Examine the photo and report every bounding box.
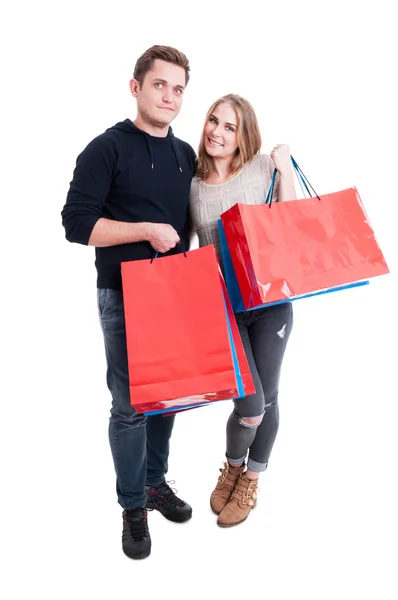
[98,289,125,327]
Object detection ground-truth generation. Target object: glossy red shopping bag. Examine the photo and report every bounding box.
[219,272,254,395]
[220,187,389,309]
[155,270,256,417]
[121,245,255,414]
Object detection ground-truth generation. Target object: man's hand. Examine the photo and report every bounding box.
[147,223,180,253]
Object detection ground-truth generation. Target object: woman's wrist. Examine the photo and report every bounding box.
[278,167,294,181]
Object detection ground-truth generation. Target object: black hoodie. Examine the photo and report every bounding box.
[62,119,196,290]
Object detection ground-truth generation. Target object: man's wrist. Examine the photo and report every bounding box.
[140,222,152,242]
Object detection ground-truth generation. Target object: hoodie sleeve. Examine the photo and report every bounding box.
[61,135,116,245]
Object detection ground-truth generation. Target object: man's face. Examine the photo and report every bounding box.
[130,59,186,129]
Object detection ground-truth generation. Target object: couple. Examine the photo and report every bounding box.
[61,45,295,560]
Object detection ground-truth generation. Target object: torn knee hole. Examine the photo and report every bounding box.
[239,415,264,428]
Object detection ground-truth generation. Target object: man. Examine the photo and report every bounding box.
[61,45,196,560]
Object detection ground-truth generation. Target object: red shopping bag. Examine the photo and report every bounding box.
[219,271,254,395]
[121,245,255,414]
[154,269,256,417]
[221,187,389,309]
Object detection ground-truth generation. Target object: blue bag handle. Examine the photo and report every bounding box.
[265,156,321,207]
[150,239,187,263]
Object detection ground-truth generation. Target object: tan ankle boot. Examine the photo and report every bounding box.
[217,474,258,527]
[210,462,245,515]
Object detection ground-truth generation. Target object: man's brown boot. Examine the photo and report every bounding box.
[217,473,258,527]
[210,462,245,515]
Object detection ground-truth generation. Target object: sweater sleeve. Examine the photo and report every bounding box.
[61,135,116,245]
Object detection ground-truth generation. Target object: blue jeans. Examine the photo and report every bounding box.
[97,288,175,509]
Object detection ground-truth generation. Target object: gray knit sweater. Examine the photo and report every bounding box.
[189,153,279,266]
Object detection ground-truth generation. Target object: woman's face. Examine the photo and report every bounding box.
[203,102,239,160]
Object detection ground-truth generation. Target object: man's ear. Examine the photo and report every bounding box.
[129,78,140,98]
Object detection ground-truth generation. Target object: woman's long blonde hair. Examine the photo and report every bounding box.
[196,94,262,181]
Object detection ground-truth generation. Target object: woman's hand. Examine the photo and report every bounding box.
[270,144,292,176]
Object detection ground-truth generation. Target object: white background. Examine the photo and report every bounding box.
[1,1,397,598]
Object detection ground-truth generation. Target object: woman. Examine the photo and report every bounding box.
[189,94,296,527]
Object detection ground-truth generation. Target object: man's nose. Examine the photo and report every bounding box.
[162,88,173,103]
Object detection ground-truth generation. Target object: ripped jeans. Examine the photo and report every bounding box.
[226,302,293,472]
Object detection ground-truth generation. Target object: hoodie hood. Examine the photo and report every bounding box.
[109,119,183,172]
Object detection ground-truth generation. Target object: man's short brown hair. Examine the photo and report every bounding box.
[133,45,190,86]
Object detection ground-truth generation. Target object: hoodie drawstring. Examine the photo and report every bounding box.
[170,135,183,173]
[111,120,183,173]
[140,128,183,173]
[143,136,155,170]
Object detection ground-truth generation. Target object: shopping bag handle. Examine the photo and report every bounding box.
[266,155,321,207]
[150,239,187,263]
[291,156,321,200]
